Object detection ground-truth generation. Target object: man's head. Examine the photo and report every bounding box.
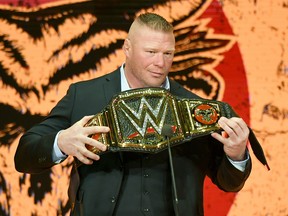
[123,13,175,89]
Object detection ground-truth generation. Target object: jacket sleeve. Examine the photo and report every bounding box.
[14,84,76,174]
[207,138,252,192]
[214,152,251,192]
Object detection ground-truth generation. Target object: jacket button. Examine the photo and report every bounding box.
[111,196,116,203]
[38,157,46,163]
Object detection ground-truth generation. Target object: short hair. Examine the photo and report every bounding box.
[135,13,174,32]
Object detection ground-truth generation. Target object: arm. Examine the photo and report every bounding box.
[210,117,252,192]
[14,87,74,173]
[14,84,109,174]
[214,150,251,192]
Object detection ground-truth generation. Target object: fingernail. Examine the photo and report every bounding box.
[102,145,107,151]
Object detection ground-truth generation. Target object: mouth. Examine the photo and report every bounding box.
[150,71,164,77]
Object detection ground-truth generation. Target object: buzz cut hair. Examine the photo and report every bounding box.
[135,12,174,32]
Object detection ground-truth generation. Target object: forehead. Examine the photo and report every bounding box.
[133,26,175,50]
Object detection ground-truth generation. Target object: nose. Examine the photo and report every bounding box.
[154,53,165,67]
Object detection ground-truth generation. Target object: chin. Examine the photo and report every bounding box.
[147,79,166,88]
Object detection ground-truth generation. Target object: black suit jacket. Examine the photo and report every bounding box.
[15,68,251,216]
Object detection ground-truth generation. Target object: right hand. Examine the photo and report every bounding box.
[58,115,110,165]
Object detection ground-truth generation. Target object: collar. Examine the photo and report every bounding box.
[120,63,170,92]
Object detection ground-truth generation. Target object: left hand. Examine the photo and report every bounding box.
[211,117,249,161]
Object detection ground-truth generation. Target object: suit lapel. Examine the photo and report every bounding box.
[169,79,183,95]
[101,68,124,164]
[102,68,122,105]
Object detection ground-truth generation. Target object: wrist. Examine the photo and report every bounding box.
[227,150,247,161]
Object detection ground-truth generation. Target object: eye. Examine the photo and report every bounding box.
[164,52,174,57]
[147,50,156,54]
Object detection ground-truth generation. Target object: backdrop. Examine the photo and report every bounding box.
[0,0,287,215]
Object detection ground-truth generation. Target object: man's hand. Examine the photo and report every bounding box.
[58,115,110,165]
[211,117,249,161]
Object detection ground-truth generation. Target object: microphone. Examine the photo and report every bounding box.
[162,124,180,216]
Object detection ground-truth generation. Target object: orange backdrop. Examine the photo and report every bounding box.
[0,0,287,215]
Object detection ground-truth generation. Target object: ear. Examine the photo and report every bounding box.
[123,38,131,56]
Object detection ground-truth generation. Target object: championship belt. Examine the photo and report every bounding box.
[84,87,270,170]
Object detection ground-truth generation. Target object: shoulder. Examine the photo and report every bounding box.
[169,79,202,99]
[72,69,120,88]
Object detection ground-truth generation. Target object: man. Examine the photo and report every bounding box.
[15,13,251,216]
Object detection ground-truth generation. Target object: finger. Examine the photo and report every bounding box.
[228,117,248,130]
[80,115,95,124]
[74,144,101,164]
[217,117,236,137]
[211,132,226,144]
[73,147,93,165]
[232,117,249,135]
[83,136,107,151]
[218,117,244,138]
[76,152,100,165]
[81,148,101,161]
[84,126,110,136]
[227,118,249,139]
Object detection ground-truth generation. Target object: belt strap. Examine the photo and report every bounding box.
[83,87,270,171]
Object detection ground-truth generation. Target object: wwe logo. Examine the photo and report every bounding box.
[119,97,168,137]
